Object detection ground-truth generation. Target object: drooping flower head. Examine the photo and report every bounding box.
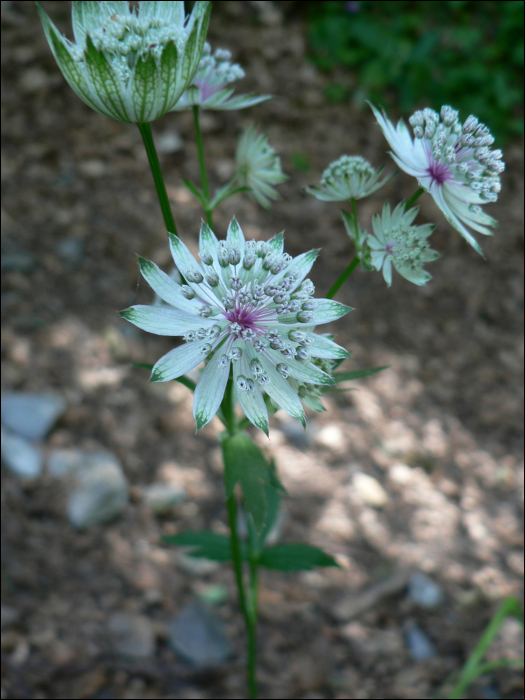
[307,155,392,202]
[120,219,352,434]
[370,104,504,255]
[171,43,271,111]
[368,202,439,287]
[235,128,288,208]
[36,1,211,123]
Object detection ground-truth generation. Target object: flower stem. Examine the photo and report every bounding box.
[406,186,425,209]
[137,122,178,236]
[326,256,359,299]
[226,495,258,699]
[192,105,214,228]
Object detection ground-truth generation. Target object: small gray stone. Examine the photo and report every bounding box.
[65,452,128,529]
[407,572,444,610]
[1,605,20,629]
[404,621,437,660]
[1,426,43,477]
[56,238,84,264]
[167,602,232,667]
[156,131,184,155]
[143,483,186,515]
[1,393,66,441]
[108,612,155,658]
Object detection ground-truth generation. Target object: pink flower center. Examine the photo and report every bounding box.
[426,157,452,186]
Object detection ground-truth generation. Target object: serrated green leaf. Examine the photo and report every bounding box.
[183,179,208,208]
[256,459,285,550]
[258,543,340,571]
[333,366,390,382]
[222,432,272,534]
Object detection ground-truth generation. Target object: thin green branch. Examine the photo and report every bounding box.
[406,186,425,209]
[326,256,359,299]
[137,122,178,236]
[192,105,213,227]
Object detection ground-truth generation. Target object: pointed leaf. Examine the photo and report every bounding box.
[306,300,354,325]
[131,52,159,123]
[84,34,129,121]
[193,348,231,430]
[119,305,208,336]
[258,543,340,571]
[151,341,211,383]
[162,531,233,562]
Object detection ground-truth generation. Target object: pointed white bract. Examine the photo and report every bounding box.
[368,202,439,287]
[36,1,211,123]
[370,104,504,255]
[120,219,352,434]
[235,128,288,208]
[171,43,271,111]
[307,155,392,202]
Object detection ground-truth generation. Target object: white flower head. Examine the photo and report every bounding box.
[307,155,392,202]
[36,1,211,123]
[368,202,439,287]
[120,219,352,434]
[236,127,288,208]
[370,103,504,256]
[171,42,271,111]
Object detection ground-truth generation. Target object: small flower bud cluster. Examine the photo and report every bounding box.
[192,43,245,101]
[408,105,504,203]
[320,155,376,188]
[307,155,392,202]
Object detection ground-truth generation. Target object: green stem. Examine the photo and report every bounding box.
[192,105,213,228]
[406,186,425,209]
[326,256,359,300]
[326,198,360,299]
[226,494,258,699]
[137,122,178,236]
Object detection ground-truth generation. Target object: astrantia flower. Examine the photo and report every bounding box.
[171,43,271,111]
[307,155,392,202]
[370,104,504,255]
[235,128,288,208]
[36,1,211,123]
[368,202,439,286]
[120,219,352,434]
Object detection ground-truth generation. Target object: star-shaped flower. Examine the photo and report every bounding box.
[120,219,352,434]
[370,104,504,255]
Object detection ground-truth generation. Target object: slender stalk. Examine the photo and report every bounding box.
[137,122,178,236]
[326,255,359,300]
[226,495,258,699]
[326,199,360,299]
[406,186,425,209]
[192,105,213,227]
[220,376,258,698]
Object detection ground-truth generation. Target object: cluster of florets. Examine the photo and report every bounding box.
[307,154,391,202]
[236,129,288,208]
[192,43,245,101]
[368,203,438,286]
[408,106,504,202]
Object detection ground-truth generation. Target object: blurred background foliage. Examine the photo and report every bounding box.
[306,0,524,143]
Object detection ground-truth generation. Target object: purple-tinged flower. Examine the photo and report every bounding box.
[370,104,504,255]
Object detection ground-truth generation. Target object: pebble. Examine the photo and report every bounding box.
[108,612,156,658]
[407,572,444,610]
[352,471,389,507]
[156,131,184,155]
[403,621,437,660]
[167,602,232,667]
[143,483,187,515]
[56,238,84,265]
[1,426,43,477]
[314,424,347,452]
[1,605,20,629]
[1,392,66,441]
[49,450,128,528]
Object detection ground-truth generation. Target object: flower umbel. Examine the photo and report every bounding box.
[370,104,504,255]
[307,155,392,202]
[368,202,439,286]
[120,219,352,434]
[235,128,288,208]
[36,1,211,123]
[171,42,271,111]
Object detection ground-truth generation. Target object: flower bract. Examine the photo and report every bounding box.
[370,103,504,256]
[235,128,288,208]
[307,155,392,202]
[171,43,271,111]
[36,1,211,123]
[368,202,439,286]
[120,219,352,434]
